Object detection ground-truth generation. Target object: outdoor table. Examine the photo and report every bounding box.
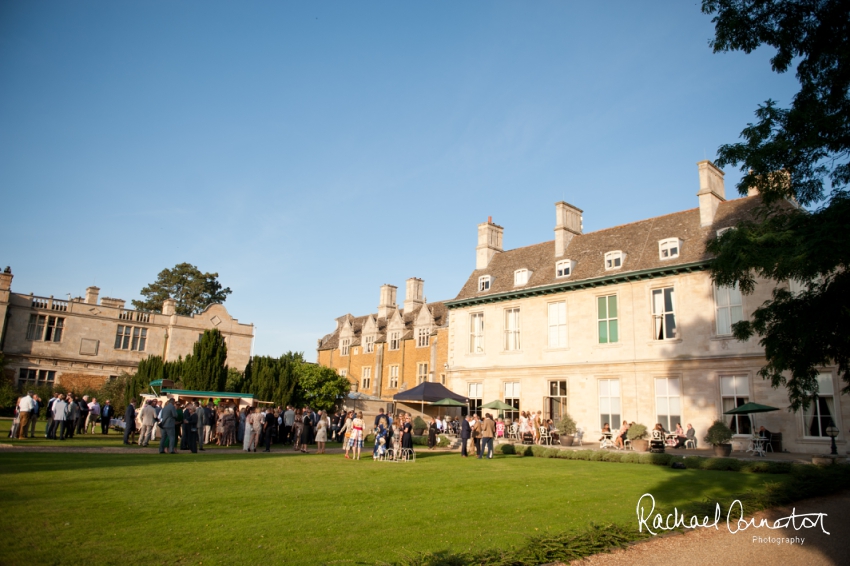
[600,432,615,449]
[665,433,677,447]
[746,436,768,457]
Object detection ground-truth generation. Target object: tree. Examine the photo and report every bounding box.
[292,362,350,412]
[132,262,232,315]
[243,352,300,407]
[702,0,850,409]
[182,329,228,392]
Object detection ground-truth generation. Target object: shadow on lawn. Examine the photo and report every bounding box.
[640,459,849,566]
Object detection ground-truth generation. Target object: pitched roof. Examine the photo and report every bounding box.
[317,301,448,351]
[450,196,763,303]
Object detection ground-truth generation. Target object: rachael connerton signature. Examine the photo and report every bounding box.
[636,493,830,536]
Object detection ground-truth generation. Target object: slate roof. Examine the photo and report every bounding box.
[317,301,448,352]
[451,196,764,304]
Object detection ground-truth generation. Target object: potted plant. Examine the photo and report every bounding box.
[704,419,733,456]
[555,414,577,446]
[412,416,428,436]
[627,423,649,451]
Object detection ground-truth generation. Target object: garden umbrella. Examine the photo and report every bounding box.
[723,402,780,432]
[481,399,514,418]
[431,397,466,418]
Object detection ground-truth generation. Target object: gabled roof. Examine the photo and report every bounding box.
[317,301,448,351]
[450,196,763,305]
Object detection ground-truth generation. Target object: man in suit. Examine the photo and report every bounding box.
[76,396,90,434]
[460,415,471,458]
[123,400,136,445]
[138,401,157,447]
[195,402,206,450]
[479,413,496,459]
[100,400,114,434]
[158,399,178,454]
[45,393,60,437]
[50,394,69,440]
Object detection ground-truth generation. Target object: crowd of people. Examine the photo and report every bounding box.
[8,391,115,440]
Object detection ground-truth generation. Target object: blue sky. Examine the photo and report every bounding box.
[0,1,797,359]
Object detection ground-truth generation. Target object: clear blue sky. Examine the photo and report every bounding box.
[0,1,797,359]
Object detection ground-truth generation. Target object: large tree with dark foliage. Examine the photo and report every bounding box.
[703,0,850,409]
[132,263,232,316]
[182,329,228,392]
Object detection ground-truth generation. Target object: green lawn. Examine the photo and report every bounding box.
[0,447,789,566]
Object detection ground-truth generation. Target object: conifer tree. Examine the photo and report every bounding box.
[182,329,228,392]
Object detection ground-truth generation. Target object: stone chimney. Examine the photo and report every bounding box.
[554,201,582,257]
[162,298,177,316]
[476,216,504,270]
[0,267,12,291]
[697,160,726,227]
[85,286,100,305]
[377,284,398,319]
[403,278,425,313]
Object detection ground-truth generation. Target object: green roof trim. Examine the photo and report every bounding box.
[161,388,254,399]
[445,260,711,309]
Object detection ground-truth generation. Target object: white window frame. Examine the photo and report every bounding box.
[598,379,621,430]
[27,314,64,342]
[469,312,484,354]
[339,368,347,379]
[555,259,573,278]
[478,275,491,292]
[468,382,483,416]
[604,251,624,270]
[802,373,838,438]
[654,377,682,432]
[658,238,681,260]
[115,325,146,351]
[714,283,743,336]
[417,362,428,384]
[651,287,676,340]
[363,335,375,354]
[504,381,520,421]
[340,338,350,356]
[597,294,619,344]
[388,365,399,388]
[547,301,567,348]
[721,375,751,435]
[504,307,521,351]
[361,367,371,391]
[388,331,400,351]
[417,327,430,348]
[513,269,529,286]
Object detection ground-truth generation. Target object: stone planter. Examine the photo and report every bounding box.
[559,435,574,447]
[632,439,649,452]
[713,444,733,457]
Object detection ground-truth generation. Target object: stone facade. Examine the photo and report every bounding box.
[0,270,254,390]
[317,278,449,400]
[443,161,844,455]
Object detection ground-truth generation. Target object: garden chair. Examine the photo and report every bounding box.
[685,438,696,449]
[623,438,633,451]
[539,426,553,445]
[508,423,521,442]
[573,428,583,446]
[649,430,665,453]
[599,433,616,450]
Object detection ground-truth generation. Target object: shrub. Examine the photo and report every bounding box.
[639,453,672,466]
[627,423,648,440]
[544,448,561,458]
[603,451,623,462]
[412,416,428,432]
[555,413,577,436]
[704,420,733,446]
[742,461,771,473]
[523,445,535,457]
[556,450,573,459]
[668,455,685,468]
[589,450,606,461]
[620,452,641,464]
[683,456,703,469]
[497,443,516,455]
[530,445,549,457]
[573,450,593,461]
[701,457,742,471]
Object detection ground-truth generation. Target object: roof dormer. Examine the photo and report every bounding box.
[658,238,681,260]
[555,259,574,278]
[514,269,530,286]
[478,275,492,292]
[604,251,624,270]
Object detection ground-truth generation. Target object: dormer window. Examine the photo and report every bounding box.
[363,335,375,354]
[658,238,681,260]
[514,269,530,286]
[555,259,574,278]
[478,275,492,292]
[340,338,350,356]
[604,251,624,270]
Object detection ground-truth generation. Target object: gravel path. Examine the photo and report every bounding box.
[569,490,849,566]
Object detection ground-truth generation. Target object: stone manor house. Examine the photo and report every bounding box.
[317,161,845,455]
[0,271,254,391]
